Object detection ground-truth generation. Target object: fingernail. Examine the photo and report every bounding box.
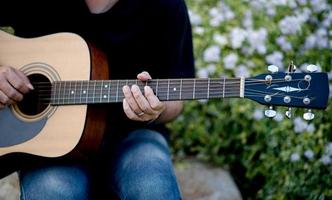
[27,83,34,90]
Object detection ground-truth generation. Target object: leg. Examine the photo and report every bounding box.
[108,129,181,200]
[20,163,90,200]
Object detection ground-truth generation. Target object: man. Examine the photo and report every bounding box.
[0,0,195,199]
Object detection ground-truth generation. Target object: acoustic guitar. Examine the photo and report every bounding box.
[0,30,329,177]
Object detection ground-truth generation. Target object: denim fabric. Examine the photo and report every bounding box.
[19,129,181,200]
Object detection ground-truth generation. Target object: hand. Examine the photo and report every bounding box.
[122,71,166,122]
[0,66,33,108]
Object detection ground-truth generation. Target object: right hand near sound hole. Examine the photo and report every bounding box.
[0,66,34,108]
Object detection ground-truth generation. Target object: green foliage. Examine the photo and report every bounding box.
[169,0,332,199]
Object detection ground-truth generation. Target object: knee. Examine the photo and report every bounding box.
[113,130,181,200]
[20,165,89,200]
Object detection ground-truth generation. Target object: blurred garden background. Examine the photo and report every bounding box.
[169,0,332,199]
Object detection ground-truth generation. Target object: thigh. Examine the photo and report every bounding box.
[106,129,181,200]
[20,163,90,200]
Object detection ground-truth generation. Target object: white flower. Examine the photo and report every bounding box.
[223,53,238,69]
[253,108,264,120]
[297,0,307,5]
[310,0,328,13]
[306,124,315,133]
[242,11,253,28]
[266,7,276,16]
[293,117,307,133]
[235,65,250,77]
[290,153,300,162]
[209,7,224,27]
[197,68,209,78]
[203,45,221,63]
[188,10,202,26]
[266,51,284,69]
[230,27,247,49]
[247,28,268,54]
[326,142,332,156]
[213,34,228,46]
[206,64,216,74]
[276,36,293,52]
[194,27,205,35]
[273,112,284,122]
[304,150,314,160]
[279,16,302,35]
[304,34,316,50]
[320,155,332,165]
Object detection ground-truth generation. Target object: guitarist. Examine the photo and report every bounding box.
[0,0,195,199]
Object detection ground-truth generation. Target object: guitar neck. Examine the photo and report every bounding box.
[50,78,245,105]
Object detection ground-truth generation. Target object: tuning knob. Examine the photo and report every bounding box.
[306,64,318,73]
[303,109,315,121]
[265,106,276,118]
[268,65,279,73]
[285,107,292,119]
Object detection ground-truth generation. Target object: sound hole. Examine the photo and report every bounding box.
[16,74,51,116]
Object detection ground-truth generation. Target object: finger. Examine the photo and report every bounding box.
[15,69,34,90]
[6,69,31,94]
[137,71,152,81]
[122,85,144,115]
[0,78,23,102]
[0,90,14,105]
[131,84,155,115]
[123,99,143,121]
[144,86,165,111]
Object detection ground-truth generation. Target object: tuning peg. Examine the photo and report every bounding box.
[306,64,318,73]
[268,65,279,73]
[265,106,276,118]
[288,61,296,73]
[285,107,292,119]
[303,109,315,121]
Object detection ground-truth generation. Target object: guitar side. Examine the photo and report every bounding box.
[0,30,107,159]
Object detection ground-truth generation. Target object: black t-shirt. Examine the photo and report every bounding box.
[0,0,195,144]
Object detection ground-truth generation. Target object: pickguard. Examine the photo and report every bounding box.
[0,107,47,147]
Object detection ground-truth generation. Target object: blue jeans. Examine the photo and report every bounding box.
[19,129,181,200]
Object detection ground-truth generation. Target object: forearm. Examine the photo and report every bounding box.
[156,101,183,124]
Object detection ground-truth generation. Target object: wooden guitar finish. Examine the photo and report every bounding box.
[0,30,108,159]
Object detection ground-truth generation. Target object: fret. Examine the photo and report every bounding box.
[156,79,159,97]
[207,78,210,99]
[86,81,89,104]
[222,77,226,98]
[180,79,182,100]
[62,81,67,105]
[107,80,111,103]
[193,79,196,99]
[168,79,181,101]
[78,81,83,104]
[116,80,119,102]
[99,80,103,103]
[195,79,209,99]
[181,79,194,100]
[167,79,170,100]
[50,81,55,105]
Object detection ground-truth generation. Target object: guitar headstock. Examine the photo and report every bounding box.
[245,64,329,120]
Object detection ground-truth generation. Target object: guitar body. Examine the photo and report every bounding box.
[0,31,108,170]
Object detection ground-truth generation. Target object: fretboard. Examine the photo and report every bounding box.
[50,78,244,105]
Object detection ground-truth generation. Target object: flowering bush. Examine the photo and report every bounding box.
[169,0,332,199]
